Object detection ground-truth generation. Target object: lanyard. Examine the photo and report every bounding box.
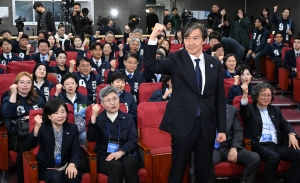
[106,121,121,142]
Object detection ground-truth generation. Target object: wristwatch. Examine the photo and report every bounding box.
[292,67,296,72]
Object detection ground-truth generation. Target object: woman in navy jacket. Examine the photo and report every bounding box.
[223,54,237,79]
[2,72,45,183]
[26,98,82,183]
[87,85,139,183]
[32,63,55,102]
[227,65,253,105]
[54,73,90,145]
[149,75,172,102]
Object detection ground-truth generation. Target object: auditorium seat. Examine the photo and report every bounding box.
[96,84,131,104]
[138,82,162,103]
[223,78,235,99]
[7,61,36,75]
[66,51,77,61]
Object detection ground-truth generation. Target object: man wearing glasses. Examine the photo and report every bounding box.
[240,82,300,183]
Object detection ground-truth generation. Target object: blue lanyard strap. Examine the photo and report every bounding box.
[106,121,121,141]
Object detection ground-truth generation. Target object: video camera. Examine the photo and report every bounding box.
[128,15,140,29]
[15,16,26,32]
[96,15,103,26]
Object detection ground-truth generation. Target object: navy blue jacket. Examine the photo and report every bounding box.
[34,79,55,102]
[149,88,170,102]
[12,41,34,58]
[2,95,45,134]
[64,40,88,54]
[264,42,286,63]
[0,68,3,74]
[272,12,295,44]
[44,61,70,83]
[30,52,56,64]
[220,37,245,62]
[87,110,137,165]
[119,91,137,123]
[55,91,91,107]
[0,52,30,64]
[118,52,143,71]
[78,33,97,45]
[227,83,253,105]
[249,27,269,53]
[283,49,297,72]
[26,122,81,174]
[74,71,102,103]
[223,70,236,79]
[82,55,110,83]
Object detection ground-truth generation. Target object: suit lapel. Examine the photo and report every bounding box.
[180,50,198,94]
[267,106,278,130]
[46,124,55,158]
[253,105,263,129]
[203,54,213,93]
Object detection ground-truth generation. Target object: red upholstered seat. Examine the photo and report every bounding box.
[294,78,300,103]
[266,60,275,81]
[278,67,290,91]
[7,60,36,75]
[77,86,88,97]
[214,162,245,177]
[66,51,77,61]
[138,82,162,103]
[223,78,235,99]
[0,64,7,73]
[47,73,58,85]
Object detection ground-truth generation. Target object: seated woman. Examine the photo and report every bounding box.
[171,28,183,44]
[54,73,90,145]
[32,63,55,102]
[149,75,172,102]
[87,85,139,183]
[64,35,88,55]
[2,72,45,183]
[48,34,60,54]
[110,72,137,123]
[223,53,237,79]
[227,65,253,105]
[26,98,82,183]
[102,43,115,62]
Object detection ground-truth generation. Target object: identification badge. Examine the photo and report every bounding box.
[107,142,119,153]
[262,134,272,141]
[55,154,61,164]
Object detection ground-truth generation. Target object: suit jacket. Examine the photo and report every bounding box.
[218,104,243,154]
[240,103,295,146]
[30,52,56,64]
[98,26,117,36]
[87,110,138,165]
[283,49,297,72]
[26,122,81,173]
[144,44,226,140]
[212,17,230,37]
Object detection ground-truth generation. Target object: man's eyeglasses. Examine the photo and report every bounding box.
[102,97,119,103]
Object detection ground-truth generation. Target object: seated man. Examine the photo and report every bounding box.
[0,38,30,65]
[30,39,56,63]
[240,82,300,183]
[104,31,119,51]
[12,32,34,59]
[208,31,245,64]
[1,30,12,40]
[263,31,286,80]
[74,57,102,103]
[119,38,142,70]
[209,104,260,183]
[211,43,225,65]
[78,42,110,83]
[244,17,269,80]
[283,37,300,78]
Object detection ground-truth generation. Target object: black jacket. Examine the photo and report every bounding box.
[249,27,269,53]
[0,52,30,64]
[97,26,117,36]
[283,49,297,72]
[264,42,286,63]
[72,14,89,35]
[212,17,230,37]
[37,11,55,34]
[30,52,56,64]
[272,12,295,44]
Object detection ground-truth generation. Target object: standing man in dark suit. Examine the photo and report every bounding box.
[209,104,260,183]
[146,7,159,34]
[144,22,227,183]
[240,82,300,183]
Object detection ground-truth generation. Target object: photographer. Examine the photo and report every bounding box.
[33,1,55,35]
[82,8,93,26]
[71,3,89,35]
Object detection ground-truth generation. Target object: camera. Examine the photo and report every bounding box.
[128,15,140,29]
[96,15,103,26]
[15,16,26,32]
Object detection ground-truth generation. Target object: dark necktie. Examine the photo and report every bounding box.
[214,129,220,149]
[194,58,202,116]
[42,56,45,62]
[6,55,10,62]
[127,74,132,79]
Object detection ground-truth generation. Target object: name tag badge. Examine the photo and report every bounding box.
[262,134,272,141]
[107,142,119,153]
[55,154,61,164]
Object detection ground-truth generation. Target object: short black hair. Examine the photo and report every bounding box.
[20,33,29,40]
[164,20,172,26]
[61,73,79,92]
[172,7,178,12]
[73,2,81,7]
[256,16,266,27]
[42,98,69,124]
[251,82,275,105]
[182,22,207,41]
[106,31,115,37]
[76,57,91,67]
[32,63,48,82]
[212,43,224,52]
[102,17,110,26]
[124,53,139,62]
[38,30,48,39]
[0,38,12,46]
[83,25,93,35]
[38,39,50,47]
[56,50,67,57]
[274,31,283,38]
[162,75,171,88]
[164,9,169,12]
[282,7,291,13]
[82,8,89,14]
[89,42,103,51]
[110,72,126,84]
[209,31,222,42]
[237,64,253,76]
[1,30,11,35]
[33,1,43,9]
[223,53,237,70]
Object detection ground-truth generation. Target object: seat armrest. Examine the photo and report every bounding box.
[23,151,38,183]
[138,141,152,183]
[0,126,8,171]
[243,137,252,151]
[80,145,97,183]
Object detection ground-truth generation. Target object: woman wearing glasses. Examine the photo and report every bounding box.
[87,85,139,183]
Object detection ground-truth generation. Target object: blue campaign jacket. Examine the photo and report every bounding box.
[264,42,286,63]
[272,12,295,44]
[249,27,269,53]
[87,110,137,165]
[119,91,137,123]
[0,52,30,65]
[44,61,70,83]
[74,71,102,103]
[149,88,171,102]
[34,79,55,102]
[2,95,45,134]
